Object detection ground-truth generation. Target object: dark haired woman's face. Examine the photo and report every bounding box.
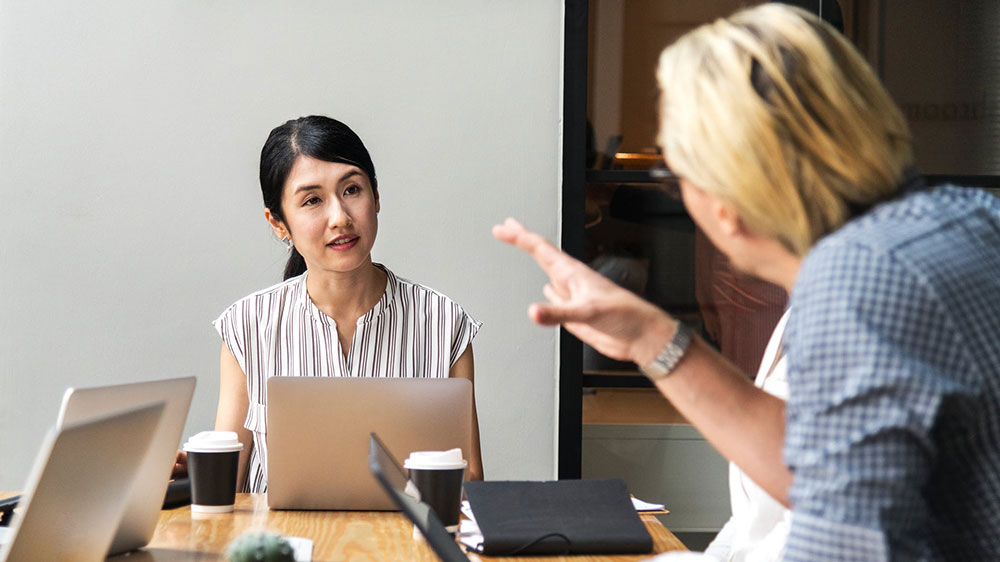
[266,155,379,276]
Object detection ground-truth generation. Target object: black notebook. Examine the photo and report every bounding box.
[463,479,653,556]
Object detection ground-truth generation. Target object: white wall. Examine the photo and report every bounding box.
[0,1,563,489]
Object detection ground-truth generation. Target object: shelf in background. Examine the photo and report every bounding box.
[586,168,673,185]
[583,369,653,389]
[583,388,689,425]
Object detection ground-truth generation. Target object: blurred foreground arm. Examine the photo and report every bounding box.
[493,218,792,505]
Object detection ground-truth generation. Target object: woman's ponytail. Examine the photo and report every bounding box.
[283,247,307,280]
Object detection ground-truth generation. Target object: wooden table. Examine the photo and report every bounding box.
[2,491,685,560]
[114,494,684,561]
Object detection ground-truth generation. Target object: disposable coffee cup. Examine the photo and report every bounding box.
[404,448,467,533]
[182,431,243,513]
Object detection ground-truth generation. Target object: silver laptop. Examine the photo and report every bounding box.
[267,377,473,511]
[0,403,165,562]
[56,376,196,555]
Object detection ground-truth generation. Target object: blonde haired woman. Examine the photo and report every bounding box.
[495,4,1000,561]
[657,4,913,258]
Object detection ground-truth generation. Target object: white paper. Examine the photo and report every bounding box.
[460,499,476,522]
[457,518,484,551]
[283,536,313,562]
[631,496,666,511]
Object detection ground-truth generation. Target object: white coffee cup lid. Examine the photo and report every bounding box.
[182,431,243,453]
[403,448,467,470]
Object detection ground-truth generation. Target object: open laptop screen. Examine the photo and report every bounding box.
[57,376,196,555]
[269,377,472,511]
[0,403,165,562]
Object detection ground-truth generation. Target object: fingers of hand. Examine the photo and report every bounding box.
[493,217,569,271]
[524,234,568,272]
[491,218,520,244]
[543,282,569,303]
[530,301,592,326]
[528,303,558,326]
[563,322,631,361]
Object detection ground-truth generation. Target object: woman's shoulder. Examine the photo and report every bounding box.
[379,265,482,344]
[381,265,458,303]
[378,264,478,321]
[218,274,305,318]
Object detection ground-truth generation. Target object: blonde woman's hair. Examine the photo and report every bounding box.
[657,4,914,256]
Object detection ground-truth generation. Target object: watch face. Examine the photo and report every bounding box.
[641,323,692,380]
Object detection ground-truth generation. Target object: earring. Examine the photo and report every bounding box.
[283,237,294,253]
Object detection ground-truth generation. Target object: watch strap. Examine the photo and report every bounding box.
[640,322,693,380]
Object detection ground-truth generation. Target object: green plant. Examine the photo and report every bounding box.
[226,532,296,562]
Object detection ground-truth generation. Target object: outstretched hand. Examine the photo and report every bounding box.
[492,218,673,366]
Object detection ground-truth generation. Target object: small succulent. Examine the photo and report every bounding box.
[226,532,296,562]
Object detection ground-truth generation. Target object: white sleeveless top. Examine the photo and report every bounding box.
[213,264,481,493]
[651,310,790,562]
[707,310,791,561]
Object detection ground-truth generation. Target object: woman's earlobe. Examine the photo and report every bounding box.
[264,208,289,238]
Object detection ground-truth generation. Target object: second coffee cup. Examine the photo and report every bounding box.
[183,431,243,513]
[404,448,467,533]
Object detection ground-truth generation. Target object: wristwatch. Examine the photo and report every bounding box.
[639,322,693,380]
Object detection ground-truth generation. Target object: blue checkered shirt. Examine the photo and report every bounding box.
[783,185,1000,561]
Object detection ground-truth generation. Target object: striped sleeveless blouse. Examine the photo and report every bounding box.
[213,264,481,493]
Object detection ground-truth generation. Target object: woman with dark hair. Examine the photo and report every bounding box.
[205,116,483,493]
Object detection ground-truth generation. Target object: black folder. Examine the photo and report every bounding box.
[463,479,653,556]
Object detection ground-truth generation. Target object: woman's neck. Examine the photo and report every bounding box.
[305,261,387,323]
